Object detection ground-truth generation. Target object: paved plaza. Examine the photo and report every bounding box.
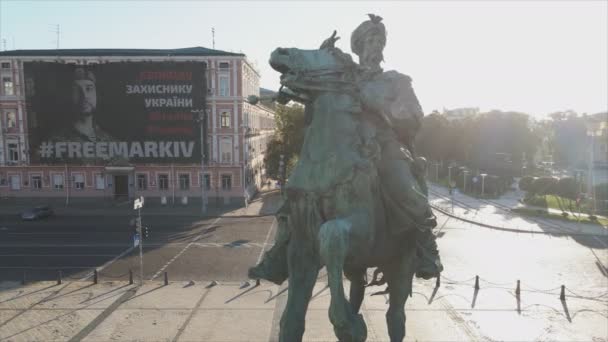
[1,188,607,341]
[1,274,605,342]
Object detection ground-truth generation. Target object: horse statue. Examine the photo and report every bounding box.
[268,33,419,342]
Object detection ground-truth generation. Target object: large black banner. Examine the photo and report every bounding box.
[24,62,206,164]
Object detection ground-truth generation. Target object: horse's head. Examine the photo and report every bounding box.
[269,31,357,97]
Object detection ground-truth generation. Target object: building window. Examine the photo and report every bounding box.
[219,62,230,70]
[74,174,85,190]
[7,143,18,162]
[6,110,16,128]
[1,62,10,69]
[2,77,14,95]
[95,174,105,189]
[31,175,42,189]
[9,175,20,190]
[220,137,232,163]
[136,174,148,190]
[221,174,232,190]
[179,174,190,190]
[158,174,169,190]
[200,173,211,190]
[219,74,229,96]
[53,174,64,189]
[220,111,231,128]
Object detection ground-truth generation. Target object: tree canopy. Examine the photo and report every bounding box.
[414,110,538,175]
[263,104,306,180]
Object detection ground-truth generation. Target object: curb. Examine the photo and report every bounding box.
[430,204,603,237]
[0,212,277,219]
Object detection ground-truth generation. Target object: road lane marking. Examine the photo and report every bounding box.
[150,217,222,281]
[79,245,136,281]
[255,218,277,266]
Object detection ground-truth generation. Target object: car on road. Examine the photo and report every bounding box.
[21,205,54,221]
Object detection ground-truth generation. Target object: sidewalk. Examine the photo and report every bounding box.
[428,184,608,236]
[0,189,283,218]
[1,277,604,342]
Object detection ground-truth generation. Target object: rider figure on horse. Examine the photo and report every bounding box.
[249,14,443,283]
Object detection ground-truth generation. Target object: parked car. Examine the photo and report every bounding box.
[21,205,54,221]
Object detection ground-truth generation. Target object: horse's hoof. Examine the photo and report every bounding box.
[353,314,367,342]
[248,265,287,285]
[332,314,367,342]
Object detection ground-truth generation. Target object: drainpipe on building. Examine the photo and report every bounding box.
[171,163,175,205]
[65,163,69,206]
[243,123,248,208]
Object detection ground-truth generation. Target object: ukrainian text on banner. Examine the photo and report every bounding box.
[24,62,206,164]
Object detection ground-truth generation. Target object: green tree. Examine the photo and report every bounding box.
[550,112,587,168]
[263,104,306,180]
[555,177,580,214]
[415,110,539,178]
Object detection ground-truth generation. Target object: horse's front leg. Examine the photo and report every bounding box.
[345,268,366,314]
[319,214,369,342]
[279,239,319,342]
[385,236,417,342]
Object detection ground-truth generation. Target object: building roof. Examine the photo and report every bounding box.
[589,111,608,122]
[0,46,245,57]
[260,87,277,97]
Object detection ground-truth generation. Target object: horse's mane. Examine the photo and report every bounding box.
[325,47,357,70]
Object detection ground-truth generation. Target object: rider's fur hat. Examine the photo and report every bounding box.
[351,14,387,56]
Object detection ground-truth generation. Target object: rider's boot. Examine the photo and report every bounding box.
[248,214,290,285]
[414,211,443,280]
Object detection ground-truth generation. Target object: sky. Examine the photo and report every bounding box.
[0,0,606,118]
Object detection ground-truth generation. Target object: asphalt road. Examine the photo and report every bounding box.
[1,196,606,296]
[0,214,277,283]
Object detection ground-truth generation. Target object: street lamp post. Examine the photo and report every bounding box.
[243,127,249,209]
[279,154,285,194]
[586,124,598,216]
[435,162,439,182]
[191,109,207,215]
[480,173,488,197]
[448,165,453,188]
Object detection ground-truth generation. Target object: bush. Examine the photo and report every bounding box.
[519,176,535,192]
[556,177,579,200]
[524,195,548,207]
[530,177,559,196]
[561,212,569,218]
